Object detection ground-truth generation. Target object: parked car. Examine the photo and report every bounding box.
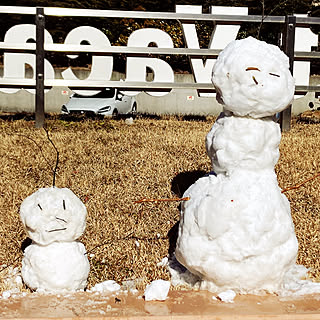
[61,88,137,117]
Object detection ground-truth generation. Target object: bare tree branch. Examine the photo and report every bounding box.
[43,127,59,187]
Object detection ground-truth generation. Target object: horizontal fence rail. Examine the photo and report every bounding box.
[0,6,320,128]
[0,79,215,91]
[0,43,221,57]
[2,5,320,26]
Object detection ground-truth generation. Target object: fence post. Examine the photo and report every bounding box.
[280,15,296,132]
[35,7,45,128]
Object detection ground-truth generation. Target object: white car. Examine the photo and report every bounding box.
[61,88,137,117]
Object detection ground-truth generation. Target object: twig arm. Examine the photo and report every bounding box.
[134,197,190,204]
[281,173,320,193]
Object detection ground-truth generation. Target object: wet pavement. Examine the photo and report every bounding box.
[1,290,320,319]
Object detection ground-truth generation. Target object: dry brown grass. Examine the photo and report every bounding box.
[0,114,319,293]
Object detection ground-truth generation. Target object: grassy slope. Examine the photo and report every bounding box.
[0,115,319,292]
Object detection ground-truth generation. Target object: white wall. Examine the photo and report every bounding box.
[0,68,317,116]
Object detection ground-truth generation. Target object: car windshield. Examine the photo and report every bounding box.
[73,88,116,99]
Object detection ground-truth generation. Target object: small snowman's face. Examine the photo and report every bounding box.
[20,187,87,245]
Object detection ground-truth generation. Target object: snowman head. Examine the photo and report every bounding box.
[212,37,295,118]
[20,187,87,245]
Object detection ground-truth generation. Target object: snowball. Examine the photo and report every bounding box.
[20,187,87,245]
[175,169,298,294]
[144,280,170,301]
[15,275,22,286]
[212,37,295,118]
[2,266,23,294]
[91,280,121,293]
[217,290,236,303]
[206,114,281,174]
[22,241,90,292]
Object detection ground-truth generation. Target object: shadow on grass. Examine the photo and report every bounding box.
[136,113,208,122]
[171,170,207,198]
[21,237,32,252]
[168,170,207,256]
[0,112,35,122]
[0,112,209,123]
[0,112,131,123]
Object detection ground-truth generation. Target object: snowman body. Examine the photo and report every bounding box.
[175,37,298,294]
[22,242,89,292]
[20,187,90,292]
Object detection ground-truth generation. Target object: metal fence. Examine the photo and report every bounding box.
[0,6,320,129]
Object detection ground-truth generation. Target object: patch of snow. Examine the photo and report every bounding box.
[144,280,170,301]
[279,264,320,297]
[0,266,24,298]
[130,288,139,294]
[217,290,236,303]
[91,280,121,293]
[168,255,199,289]
[106,304,112,311]
[15,275,23,286]
[157,257,168,267]
[2,291,11,299]
[125,117,134,125]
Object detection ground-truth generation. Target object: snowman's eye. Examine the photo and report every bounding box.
[269,73,280,77]
[246,67,260,71]
[252,76,258,85]
[38,204,43,211]
[63,200,66,210]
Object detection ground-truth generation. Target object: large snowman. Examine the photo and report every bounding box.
[175,37,299,294]
[20,187,90,292]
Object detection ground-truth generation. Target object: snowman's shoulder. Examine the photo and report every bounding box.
[183,173,219,198]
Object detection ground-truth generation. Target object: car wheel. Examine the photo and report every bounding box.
[112,108,119,119]
[131,102,137,114]
[130,103,137,118]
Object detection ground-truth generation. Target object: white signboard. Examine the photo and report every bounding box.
[0,5,318,97]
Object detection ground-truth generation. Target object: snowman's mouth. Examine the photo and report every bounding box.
[46,227,67,233]
[46,217,68,233]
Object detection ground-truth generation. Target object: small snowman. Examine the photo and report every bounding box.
[175,37,299,294]
[20,187,90,292]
